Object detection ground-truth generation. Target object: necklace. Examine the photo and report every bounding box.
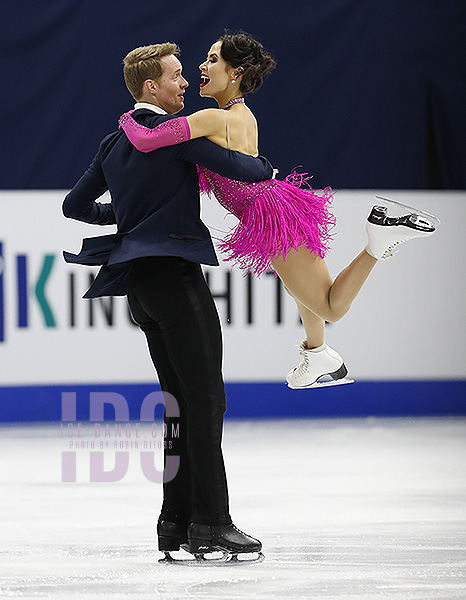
[220,97,245,110]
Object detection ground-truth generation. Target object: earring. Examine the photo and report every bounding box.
[231,79,236,83]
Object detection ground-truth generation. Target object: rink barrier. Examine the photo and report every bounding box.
[0,381,465,422]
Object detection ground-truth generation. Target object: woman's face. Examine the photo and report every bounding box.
[198,41,235,98]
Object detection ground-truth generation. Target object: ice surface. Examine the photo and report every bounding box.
[0,418,465,599]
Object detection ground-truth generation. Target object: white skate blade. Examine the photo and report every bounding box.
[375,196,441,228]
[287,377,354,390]
[159,551,265,566]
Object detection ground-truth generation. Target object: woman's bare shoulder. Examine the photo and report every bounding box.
[185,109,226,138]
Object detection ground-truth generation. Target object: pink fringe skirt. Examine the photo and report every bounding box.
[198,169,336,277]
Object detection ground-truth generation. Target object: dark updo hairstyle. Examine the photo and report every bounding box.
[219,30,276,95]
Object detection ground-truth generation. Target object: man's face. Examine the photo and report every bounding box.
[155,55,189,114]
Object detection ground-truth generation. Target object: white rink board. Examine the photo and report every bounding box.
[0,189,464,385]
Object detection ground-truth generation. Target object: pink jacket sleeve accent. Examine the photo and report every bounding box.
[118,112,191,152]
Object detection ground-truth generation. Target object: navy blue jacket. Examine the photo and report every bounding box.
[63,109,273,297]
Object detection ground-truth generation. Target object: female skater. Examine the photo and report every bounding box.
[118,32,438,389]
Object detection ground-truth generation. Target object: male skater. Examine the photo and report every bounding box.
[63,43,272,560]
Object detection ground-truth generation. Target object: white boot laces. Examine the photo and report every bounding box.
[381,238,408,259]
[295,346,310,374]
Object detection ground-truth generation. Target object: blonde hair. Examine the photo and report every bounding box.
[123,42,180,100]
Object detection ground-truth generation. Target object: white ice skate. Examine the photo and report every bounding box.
[286,342,354,389]
[365,197,440,260]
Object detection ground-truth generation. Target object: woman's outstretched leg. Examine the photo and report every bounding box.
[273,247,377,324]
[275,197,440,323]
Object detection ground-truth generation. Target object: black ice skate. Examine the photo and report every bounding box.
[159,523,264,565]
[365,197,440,260]
[157,520,188,552]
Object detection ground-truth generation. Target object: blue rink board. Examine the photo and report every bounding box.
[0,381,465,422]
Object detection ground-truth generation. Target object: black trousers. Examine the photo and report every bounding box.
[127,256,231,526]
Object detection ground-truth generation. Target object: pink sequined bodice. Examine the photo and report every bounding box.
[198,167,278,219]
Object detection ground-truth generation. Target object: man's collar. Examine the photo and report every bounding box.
[134,102,167,115]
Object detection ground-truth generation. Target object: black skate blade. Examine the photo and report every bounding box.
[159,550,265,566]
[375,196,441,227]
